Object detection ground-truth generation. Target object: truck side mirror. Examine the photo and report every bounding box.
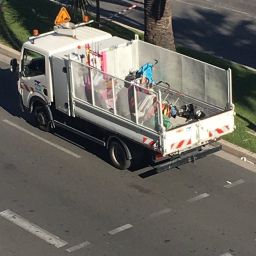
[10,58,18,72]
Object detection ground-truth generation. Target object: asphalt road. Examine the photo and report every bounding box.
[92,0,256,68]
[1,54,256,255]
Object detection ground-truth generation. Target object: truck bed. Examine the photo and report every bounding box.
[51,36,234,156]
[153,82,223,130]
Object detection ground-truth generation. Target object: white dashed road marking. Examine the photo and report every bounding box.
[0,209,68,248]
[187,193,210,203]
[150,208,172,218]
[3,119,81,158]
[66,241,91,253]
[224,179,245,188]
[108,224,133,235]
[220,253,234,256]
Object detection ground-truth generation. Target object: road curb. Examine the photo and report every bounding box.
[0,43,20,59]
[0,43,255,165]
[220,140,256,165]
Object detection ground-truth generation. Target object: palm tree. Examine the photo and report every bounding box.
[95,0,100,26]
[69,0,100,26]
[144,0,176,51]
[69,0,92,22]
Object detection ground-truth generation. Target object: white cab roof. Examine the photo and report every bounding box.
[23,25,112,56]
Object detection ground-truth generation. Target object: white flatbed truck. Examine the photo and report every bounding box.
[11,21,235,172]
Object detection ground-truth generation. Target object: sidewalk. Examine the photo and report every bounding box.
[0,42,255,166]
[0,43,20,59]
[220,140,256,166]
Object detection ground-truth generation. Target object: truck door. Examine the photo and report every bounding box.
[51,56,71,116]
[20,48,47,108]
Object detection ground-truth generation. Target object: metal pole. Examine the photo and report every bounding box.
[96,0,100,28]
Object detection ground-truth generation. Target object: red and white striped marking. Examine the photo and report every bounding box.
[107,4,137,21]
[209,125,230,138]
[171,138,192,150]
[143,137,156,147]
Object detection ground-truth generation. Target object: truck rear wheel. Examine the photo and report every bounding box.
[108,139,131,170]
[34,106,50,132]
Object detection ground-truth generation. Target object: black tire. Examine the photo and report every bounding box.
[108,140,131,170]
[34,106,50,132]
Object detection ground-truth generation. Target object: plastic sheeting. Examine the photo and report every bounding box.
[104,43,136,80]
[136,40,229,109]
[71,60,160,132]
[70,38,231,133]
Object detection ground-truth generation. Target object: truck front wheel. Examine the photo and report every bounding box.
[34,106,50,132]
[108,139,131,170]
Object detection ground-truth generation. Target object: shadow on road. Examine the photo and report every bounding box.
[98,1,255,67]
[0,67,149,173]
[2,0,255,67]
[0,68,115,170]
[53,126,112,167]
[53,125,150,173]
[173,8,256,68]
[0,67,22,117]
[0,67,111,169]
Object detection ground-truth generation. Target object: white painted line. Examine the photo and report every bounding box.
[108,224,133,235]
[187,193,210,203]
[3,119,81,158]
[150,208,172,218]
[218,5,254,18]
[215,151,256,173]
[220,253,233,256]
[224,179,245,188]
[175,0,215,11]
[0,209,68,248]
[174,0,255,18]
[241,157,255,165]
[66,241,91,253]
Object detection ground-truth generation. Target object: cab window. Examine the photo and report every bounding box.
[21,49,45,77]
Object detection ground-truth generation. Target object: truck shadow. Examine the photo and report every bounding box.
[52,126,112,167]
[0,68,148,173]
[0,68,180,176]
[53,126,149,173]
[53,126,151,175]
[0,68,22,117]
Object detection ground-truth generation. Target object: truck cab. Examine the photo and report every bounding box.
[18,23,112,112]
[19,45,50,109]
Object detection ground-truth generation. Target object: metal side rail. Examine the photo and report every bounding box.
[139,142,222,178]
[54,120,106,146]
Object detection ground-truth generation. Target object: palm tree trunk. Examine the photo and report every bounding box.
[70,0,92,22]
[95,0,100,28]
[144,0,176,51]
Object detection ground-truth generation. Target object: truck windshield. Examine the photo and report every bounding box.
[21,49,45,77]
